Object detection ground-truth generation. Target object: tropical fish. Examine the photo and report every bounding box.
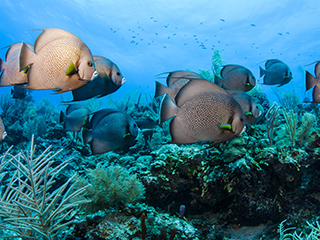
[155,71,226,105]
[155,70,202,98]
[0,43,33,86]
[59,104,90,132]
[82,109,139,155]
[225,89,262,125]
[159,91,245,145]
[11,85,28,99]
[135,118,160,129]
[0,117,7,142]
[19,28,98,93]
[306,61,320,103]
[259,59,292,87]
[214,65,256,92]
[69,56,125,101]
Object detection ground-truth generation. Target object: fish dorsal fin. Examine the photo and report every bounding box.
[33,28,81,53]
[65,104,84,115]
[166,70,202,86]
[265,59,282,69]
[90,108,120,128]
[4,43,22,61]
[315,61,320,78]
[175,79,227,106]
[220,65,241,78]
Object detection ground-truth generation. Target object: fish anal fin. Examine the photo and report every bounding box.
[169,117,199,144]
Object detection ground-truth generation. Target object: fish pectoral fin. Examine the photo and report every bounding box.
[245,112,253,116]
[23,66,30,73]
[219,124,232,130]
[123,133,131,138]
[66,62,77,75]
[244,82,251,86]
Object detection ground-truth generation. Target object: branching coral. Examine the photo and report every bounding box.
[0,135,90,239]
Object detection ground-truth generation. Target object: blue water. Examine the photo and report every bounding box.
[1,0,319,105]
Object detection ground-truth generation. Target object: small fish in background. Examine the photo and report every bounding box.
[0,117,7,142]
[225,89,262,125]
[67,56,125,102]
[306,61,320,103]
[59,104,90,142]
[214,64,256,92]
[82,109,139,155]
[19,28,98,93]
[259,59,292,87]
[135,118,161,148]
[159,86,245,146]
[11,85,30,100]
[0,43,33,86]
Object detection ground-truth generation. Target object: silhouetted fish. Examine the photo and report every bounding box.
[214,65,256,92]
[59,104,90,132]
[0,43,33,86]
[225,89,262,125]
[68,56,125,102]
[11,85,28,99]
[259,59,292,87]
[19,28,98,93]
[82,109,139,155]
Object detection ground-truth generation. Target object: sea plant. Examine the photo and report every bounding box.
[198,49,225,81]
[0,135,90,239]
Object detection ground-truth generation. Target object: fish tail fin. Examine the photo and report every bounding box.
[306,71,318,91]
[259,66,266,78]
[0,58,5,85]
[214,75,223,86]
[159,94,177,123]
[0,58,5,72]
[154,81,169,98]
[59,110,67,124]
[82,127,93,145]
[19,42,34,72]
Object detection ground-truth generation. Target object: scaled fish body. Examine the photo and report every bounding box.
[259,59,292,87]
[306,61,320,103]
[214,65,256,92]
[0,43,33,86]
[82,109,139,155]
[226,89,262,125]
[19,28,98,93]
[160,91,245,145]
[59,104,90,131]
[70,56,125,101]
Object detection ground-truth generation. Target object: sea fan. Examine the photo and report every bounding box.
[0,135,90,239]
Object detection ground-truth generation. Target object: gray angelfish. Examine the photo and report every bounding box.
[259,59,292,87]
[214,65,256,92]
[226,89,262,125]
[82,109,139,155]
[69,56,125,102]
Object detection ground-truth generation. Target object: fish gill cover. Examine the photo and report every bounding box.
[0,0,320,239]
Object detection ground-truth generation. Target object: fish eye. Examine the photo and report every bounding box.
[116,72,121,76]
[87,61,93,67]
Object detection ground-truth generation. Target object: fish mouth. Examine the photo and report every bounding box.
[79,70,99,82]
[121,78,126,85]
[2,131,7,140]
[240,126,246,135]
